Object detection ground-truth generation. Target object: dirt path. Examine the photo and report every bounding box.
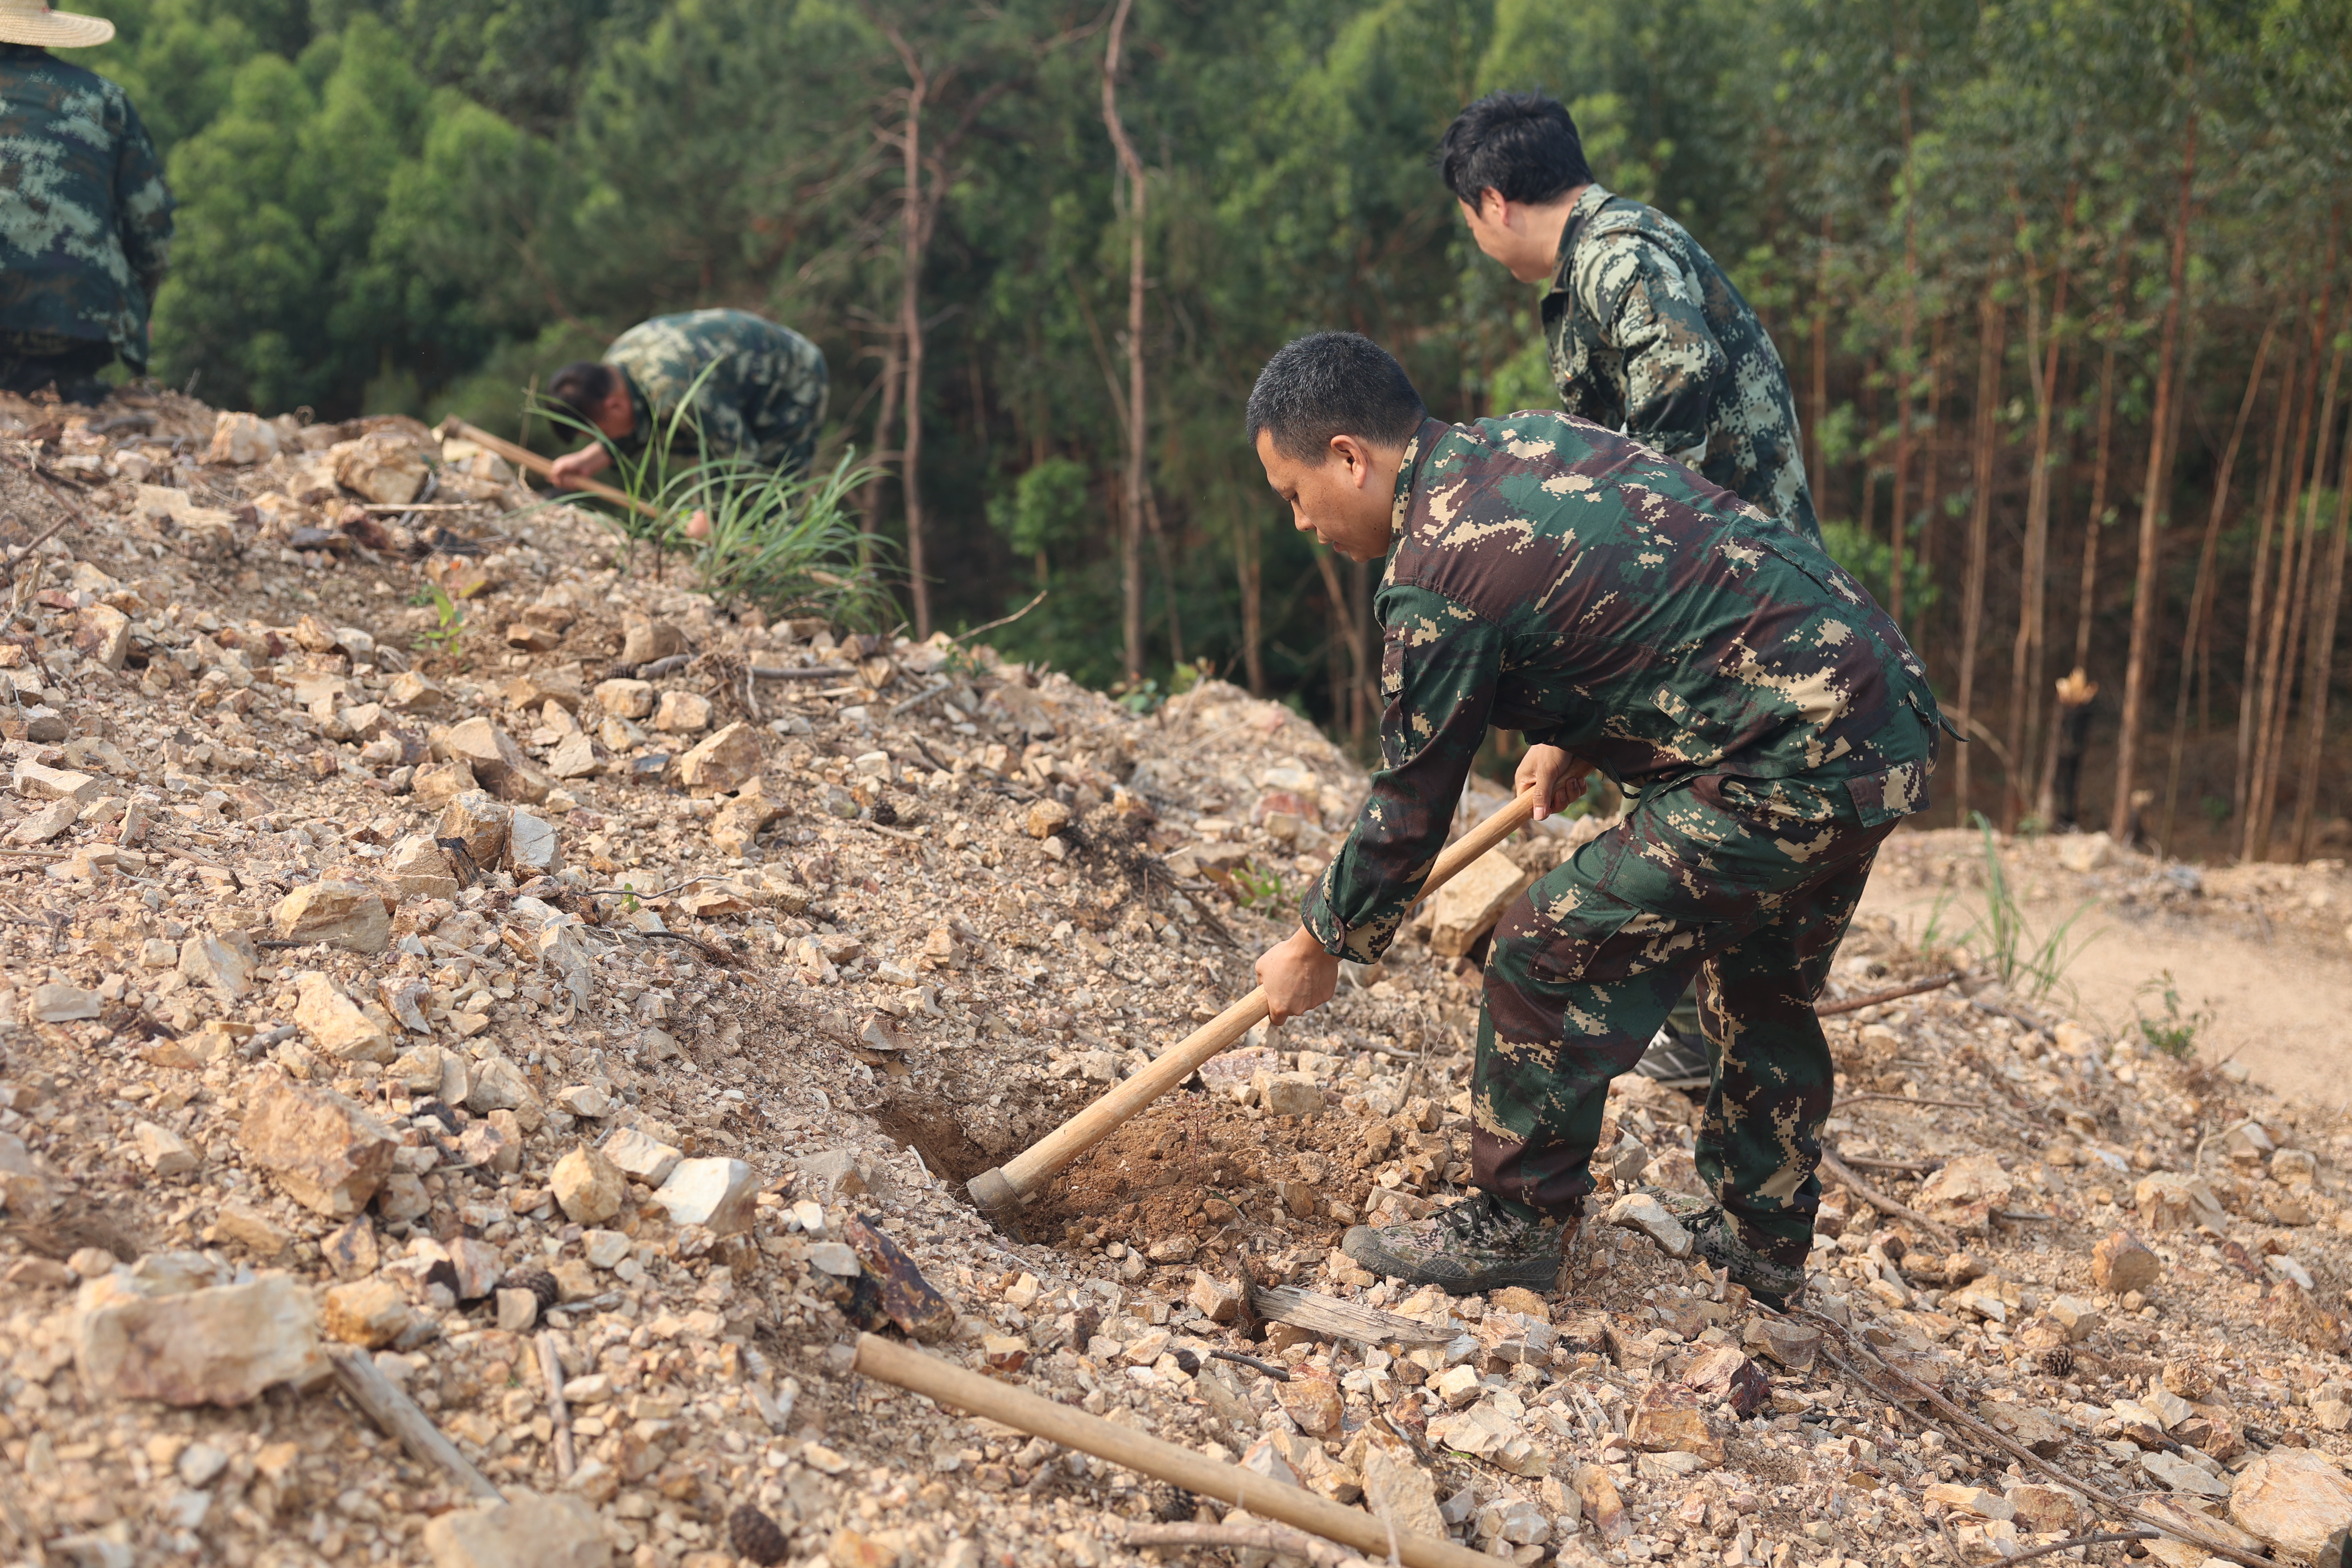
[1864,828,2352,1106]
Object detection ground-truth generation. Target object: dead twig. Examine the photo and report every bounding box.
[1791,1309,2267,1568]
[324,1344,503,1503]
[1837,1094,1988,1111]
[1989,1533,2155,1568]
[1816,1151,1959,1249]
[1208,1348,1292,1381]
[1817,971,1964,1017]
[536,1331,574,1480]
[953,587,1048,644]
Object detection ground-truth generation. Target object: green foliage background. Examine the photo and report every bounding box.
[86,0,2352,833]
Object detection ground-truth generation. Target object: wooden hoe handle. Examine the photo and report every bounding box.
[967,788,1538,1211]
[436,416,665,524]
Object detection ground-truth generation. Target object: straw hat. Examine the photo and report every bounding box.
[0,0,115,48]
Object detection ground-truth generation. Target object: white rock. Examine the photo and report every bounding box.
[600,1126,683,1186]
[176,930,257,999]
[2230,1449,2352,1561]
[28,982,101,1022]
[133,1121,198,1177]
[806,1241,862,1276]
[651,1157,754,1234]
[421,1488,612,1568]
[1606,1191,1694,1259]
[76,1273,325,1406]
[292,972,393,1063]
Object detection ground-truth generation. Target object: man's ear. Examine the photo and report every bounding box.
[1480,187,1510,226]
[1327,433,1376,487]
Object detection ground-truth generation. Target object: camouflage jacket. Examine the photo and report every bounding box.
[0,46,173,367]
[1542,185,1816,541]
[1300,412,1936,963]
[606,309,828,475]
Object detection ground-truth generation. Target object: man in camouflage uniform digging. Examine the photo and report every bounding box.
[1247,332,1939,1306]
[0,0,174,404]
[547,309,828,490]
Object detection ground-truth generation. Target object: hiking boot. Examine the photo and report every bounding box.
[1633,1023,1713,1087]
[1340,1192,1570,1296]
[1688,1207,1808,1311]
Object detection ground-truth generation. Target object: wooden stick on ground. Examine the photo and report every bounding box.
[1816,971,1964,1017]
[851,1334,1493,1568]
[325,1344,504,1504]
[1127,1522,1371,1565]
[1815,1150,1958,1250]
[536,1331,574,1481]
[968,789,1537,1213]
[437,416,662,524]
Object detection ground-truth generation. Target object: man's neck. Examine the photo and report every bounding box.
[1531,183,1592,273]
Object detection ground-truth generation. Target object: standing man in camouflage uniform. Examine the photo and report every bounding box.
[0,0,174,405]
[1443,90,1823,1081]
[1247,333,1938,1303]
[548,309,828,494]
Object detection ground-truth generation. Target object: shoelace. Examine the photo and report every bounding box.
[1435,1193,1510,1243]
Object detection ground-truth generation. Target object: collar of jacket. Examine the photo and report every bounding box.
[1387,416,1452,542]
[1545,183,1618,297]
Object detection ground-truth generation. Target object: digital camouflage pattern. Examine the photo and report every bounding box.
[0,45,172,371]
[606,309,828,475]
[1542,184,1817,541]
[1299,408,1936,1274]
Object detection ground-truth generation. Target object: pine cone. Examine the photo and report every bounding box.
[870,799,899,827]
[504,1267,560,1312]
[729,1504,791,1567]
[2037,1346,2075,1379]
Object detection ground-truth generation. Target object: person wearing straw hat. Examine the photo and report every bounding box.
[0,0,173,405]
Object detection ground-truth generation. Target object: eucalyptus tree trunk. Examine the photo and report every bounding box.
[1236,517,1265,695]
[1102,0,1148,684]
[2159,318,2276,850]
[2256,332,2347,857]
[2234,329,2300,824]
[2110,103,2198,843]
[1953,290,2006,827]
[2008,228,2071,827]
[2247,320,2342,859]
[2291,430,2352,859]
[885,32,937,638]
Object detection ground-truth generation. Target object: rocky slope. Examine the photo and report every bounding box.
[3,391,2352,1568]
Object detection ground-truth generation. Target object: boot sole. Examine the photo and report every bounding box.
[1341,1225,1563,1297]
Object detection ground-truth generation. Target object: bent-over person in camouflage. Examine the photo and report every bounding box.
[547,309,828,493]
[0,3,175,404]
[1444,90,1816,540]
[1247,332,1938,1305]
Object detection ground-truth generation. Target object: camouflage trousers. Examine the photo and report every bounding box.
[1472,771,1899,1268]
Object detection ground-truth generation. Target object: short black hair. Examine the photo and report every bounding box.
[1245,333,1428,462]
[1439,91,1593,207]
[548,361,620,429]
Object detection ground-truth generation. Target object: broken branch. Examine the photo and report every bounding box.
[325,1344,504,1503]
[851,1333,1492,1568]
[1816,1151,1958,1249]
[1126,1522,1366,1565]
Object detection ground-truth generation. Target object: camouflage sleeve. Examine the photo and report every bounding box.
[112,95,172,299]
[1576,230,1727,469]
[1299,581,1499,963]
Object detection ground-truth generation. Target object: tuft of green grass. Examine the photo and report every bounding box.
[411,583,464,653]
[527,375,893,628]
[1942,814,2101,1001]
[2134,970,2208,1059]
[1230,858,1288,915]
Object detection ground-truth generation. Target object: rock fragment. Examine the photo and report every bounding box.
[77,1273,326,1406]
[1606,1190,1694,1259]
[272,881,390,954]
[2229,1449,2352,1560]
[2091,1229,2162,1295]
[651,1157,754,1234]
[236,1072,398,1217]
[420,1489,612,1568]
[845,1213,956,1342]
[677,719,762,795]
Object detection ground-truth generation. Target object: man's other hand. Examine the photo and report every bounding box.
[1514,742,1594,822]
[1256,924,1340,1025]
[548,442,613,489]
